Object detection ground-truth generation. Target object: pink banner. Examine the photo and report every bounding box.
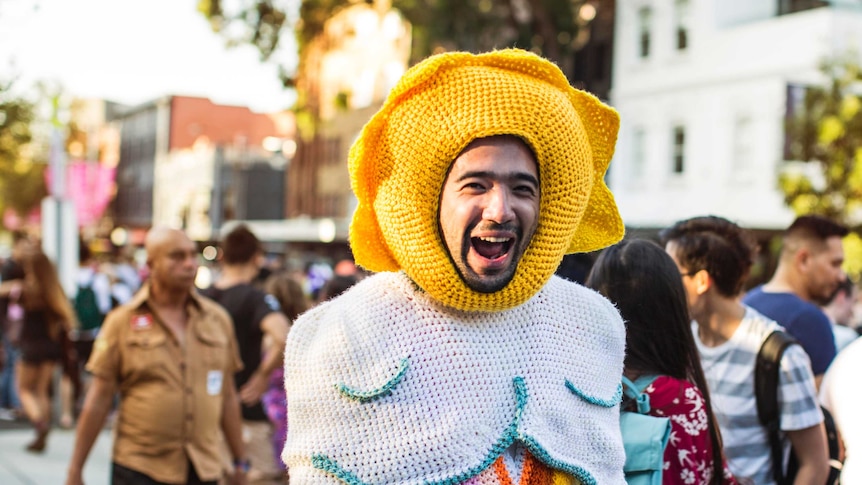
[45,161,116,227]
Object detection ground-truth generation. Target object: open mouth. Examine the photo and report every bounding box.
[471,236,514,260]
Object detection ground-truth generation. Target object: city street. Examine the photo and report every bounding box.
[0,420,113,485]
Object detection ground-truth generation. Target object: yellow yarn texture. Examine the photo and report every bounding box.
[349,48,624,311]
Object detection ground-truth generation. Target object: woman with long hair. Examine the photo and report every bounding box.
[261,271,311,476]
[265,272,310,323]
[0,248,76,452]
[586,238,736,485]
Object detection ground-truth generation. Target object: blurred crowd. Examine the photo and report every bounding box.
[2,213,862,484]
[0,225,364,483]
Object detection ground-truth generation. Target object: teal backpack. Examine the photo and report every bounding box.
[621,375,672,485]
[74,283,105,332]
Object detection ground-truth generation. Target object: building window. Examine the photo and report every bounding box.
[593,42,608,83]
[672,126,685,174]
[784,83,810,160]
[778,0,828,16]
[638,7,651,59]
[675,0,690,51]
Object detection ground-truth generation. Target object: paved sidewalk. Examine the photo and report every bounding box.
[0,425,113,485]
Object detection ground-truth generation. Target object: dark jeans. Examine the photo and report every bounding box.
[0,336,19,408]
[112,462,216,485]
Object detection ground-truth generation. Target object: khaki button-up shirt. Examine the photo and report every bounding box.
[87,285,242,484]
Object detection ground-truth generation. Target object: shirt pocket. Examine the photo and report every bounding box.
[196,329,231,372]
[123,331,169,378]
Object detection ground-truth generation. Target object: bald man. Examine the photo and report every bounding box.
[67,227,249,485]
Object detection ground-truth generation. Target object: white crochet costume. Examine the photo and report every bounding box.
[283,272,626,484]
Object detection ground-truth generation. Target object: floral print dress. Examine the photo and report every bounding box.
[642,376,738,485]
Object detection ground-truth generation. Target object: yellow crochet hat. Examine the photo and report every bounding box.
[349,48,623,311]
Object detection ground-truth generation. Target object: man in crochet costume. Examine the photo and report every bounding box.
[283,49,627,484]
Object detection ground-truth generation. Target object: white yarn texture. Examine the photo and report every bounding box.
[283,272,627,484]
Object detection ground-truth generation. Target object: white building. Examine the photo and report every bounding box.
[610,0,862,230]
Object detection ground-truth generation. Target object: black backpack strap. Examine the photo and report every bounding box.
[755,330,798,485]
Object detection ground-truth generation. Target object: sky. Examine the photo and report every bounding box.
[0,0,297,113]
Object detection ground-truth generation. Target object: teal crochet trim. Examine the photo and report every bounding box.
[336,357,409,403]
[313,376,529,485]
[312,454,365,485]
[421,377,528,485]
[564,379,622,408]
[521,434,598,485]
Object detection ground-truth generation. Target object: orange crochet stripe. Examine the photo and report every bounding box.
[490,451,560,485]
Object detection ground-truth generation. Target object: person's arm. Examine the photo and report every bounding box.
[221,372,249,485]
[778,344,829,485]
[65,375,117,485]
[794,308,837,390]
[0,280,20,297]
[238,311,289,405]
[787,423,829,485]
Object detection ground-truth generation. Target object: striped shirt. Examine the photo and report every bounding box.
[693,306,822,485]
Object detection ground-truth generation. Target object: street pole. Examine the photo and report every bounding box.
[41,95,77,297]
[210,145,225,241]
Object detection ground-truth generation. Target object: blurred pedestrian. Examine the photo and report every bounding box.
[0,248,76,452]
[111,244,142,296]
[60,239,114,430]
[821,278,859,352]
[586,238,737,484]
[743,215,847,388]
[283,49,627,482]
[264,272,309,325]
[65,227,249,485]
[820,337,862,484]
[662,216,828,485]
[201,225,289,485]
[262,272,310,474]
[0,230,29,419]
[315,274,358,303]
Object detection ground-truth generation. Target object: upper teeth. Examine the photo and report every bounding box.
[479,237,509,243]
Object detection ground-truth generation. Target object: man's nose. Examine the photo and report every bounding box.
[482,188,515,223]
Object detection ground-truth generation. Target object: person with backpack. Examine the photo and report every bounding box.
[586,238,737,485]
[743,215,847,389]
[661,216,828,485]
[61,241,113,429]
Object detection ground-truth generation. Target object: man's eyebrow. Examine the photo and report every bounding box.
[455,170,539,187]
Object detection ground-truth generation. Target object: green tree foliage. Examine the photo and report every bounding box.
[781,53,862,278]
[782,53,862,230]
[198,0,593,93]
[0,81,47,225]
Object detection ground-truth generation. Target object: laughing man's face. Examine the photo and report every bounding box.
[438,136,540,293]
